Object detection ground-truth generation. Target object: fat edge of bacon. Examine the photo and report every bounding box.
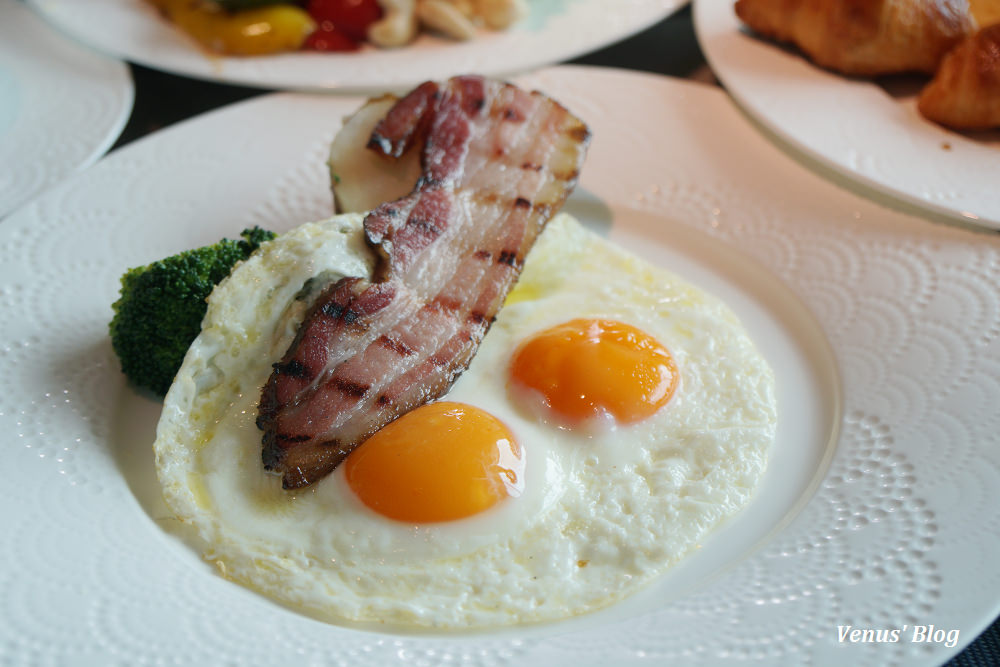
[257,75,591,489]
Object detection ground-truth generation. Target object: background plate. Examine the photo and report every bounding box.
[2,66,999,665]
[694,0,1000,230]
[0,0,132,218]
[27,0,686,92]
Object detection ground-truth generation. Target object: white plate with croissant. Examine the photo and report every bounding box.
[694,0,1000,230]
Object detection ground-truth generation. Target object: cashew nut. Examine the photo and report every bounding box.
[416,0,477,41]
[370,0,418,48]
[475,0,528,30]
[447,0,476,18]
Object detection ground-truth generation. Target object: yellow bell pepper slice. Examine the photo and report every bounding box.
[149,0,316,56]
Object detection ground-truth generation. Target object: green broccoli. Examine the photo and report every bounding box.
[109,226,277,397]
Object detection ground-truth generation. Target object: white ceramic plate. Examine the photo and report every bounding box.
[693,0,1000,230]
[26,0,685,92]
[2,66,998,666]
[0,1,132,219]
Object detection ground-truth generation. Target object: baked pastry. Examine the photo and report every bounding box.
[918,23,1000,129]
[734,0,977,76]
[970,0,1000,27]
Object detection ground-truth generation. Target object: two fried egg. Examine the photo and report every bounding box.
[154,213,777,629]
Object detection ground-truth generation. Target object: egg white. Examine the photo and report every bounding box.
[154,213,777,629]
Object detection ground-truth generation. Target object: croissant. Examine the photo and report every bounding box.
[918,23,1000,129]
[970,0,1000,26]
[734,0,977,76]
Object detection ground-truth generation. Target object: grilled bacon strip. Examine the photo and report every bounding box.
[258,76,590,489]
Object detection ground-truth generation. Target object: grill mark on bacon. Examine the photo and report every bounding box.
[376,334,415,356]
[504,107,524,121]
[409,216,442,238]
[427,354,451,367]
[332,377,370,398]
[258,75,589,489]
[274,360,309,378]
[497,250,518,266]
[321,301,361,324]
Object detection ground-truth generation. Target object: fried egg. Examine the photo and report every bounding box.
[154,213,777,629]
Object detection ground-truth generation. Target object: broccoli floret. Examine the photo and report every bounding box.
[109,226,277,397]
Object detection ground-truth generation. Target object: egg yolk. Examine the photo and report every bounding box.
[509,318,677,425]
[344,401,524,523]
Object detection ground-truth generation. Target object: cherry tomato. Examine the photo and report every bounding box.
[306,0,383,43]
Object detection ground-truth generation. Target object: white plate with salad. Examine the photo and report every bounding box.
[27,0,687,91]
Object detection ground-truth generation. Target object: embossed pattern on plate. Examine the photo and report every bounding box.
[26,0,685,91]
[693,0,1000,230]
[0,1,132,218]
[2,66,999,666]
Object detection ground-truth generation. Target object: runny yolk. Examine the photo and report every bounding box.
[344,401,524,523]
[509,318,678,426]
